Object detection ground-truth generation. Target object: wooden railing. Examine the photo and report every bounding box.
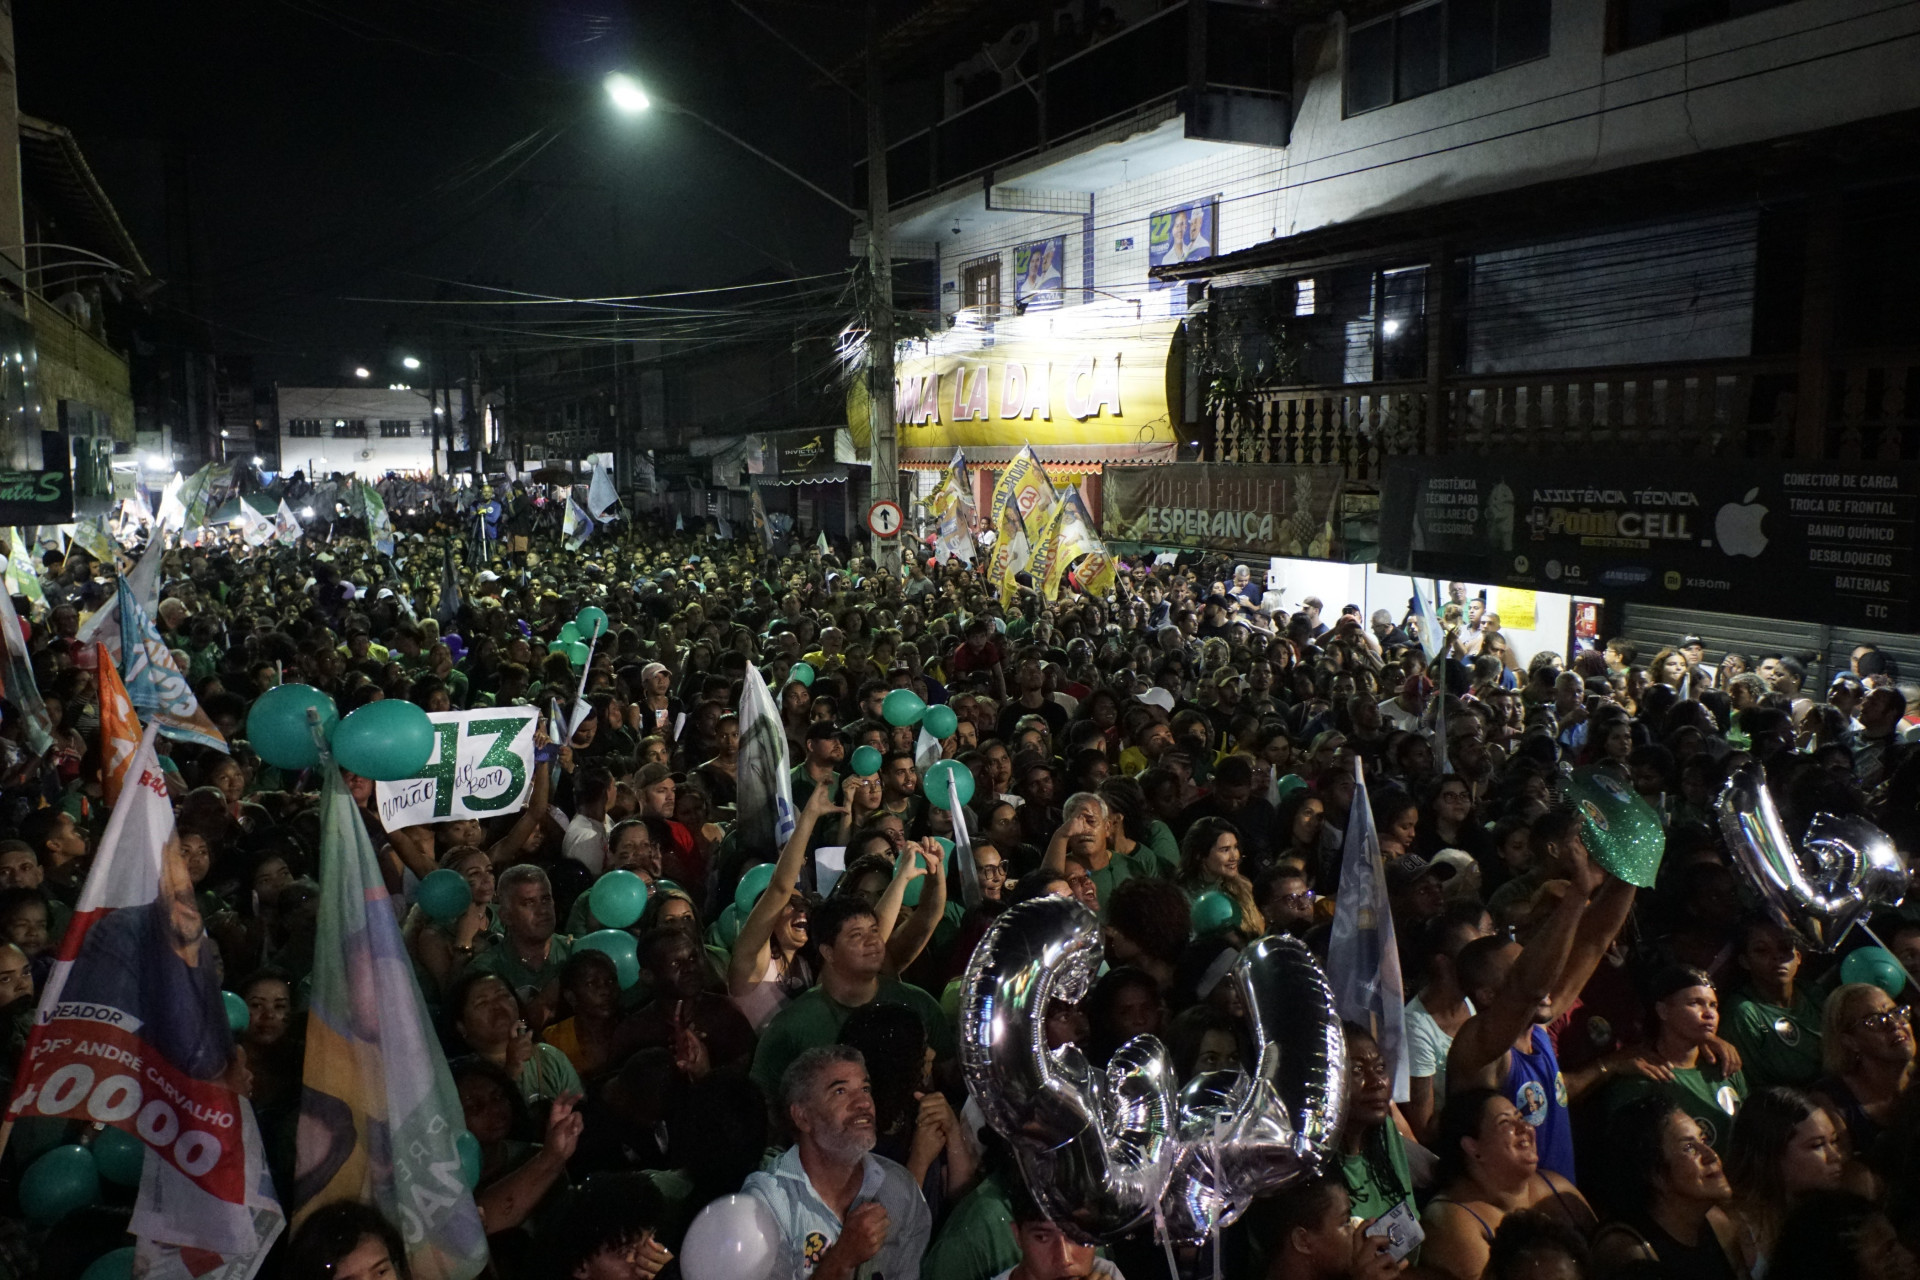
[1211,353,1920,477]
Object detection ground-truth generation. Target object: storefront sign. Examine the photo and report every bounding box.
[1104,463,1347,561]
[1381,458,1917,628]
[856,315,1180,452]
[0,467,73,525]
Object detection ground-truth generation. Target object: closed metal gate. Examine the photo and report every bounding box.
[1622,604,1920,690]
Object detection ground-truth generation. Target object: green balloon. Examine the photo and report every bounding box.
[567,640,590,667]
[91,1127,145,1187]
[590,870,649,930]
[1191,889,1238,936]
[332,699,436,781]
[19,1144,99,1223]
[80,1249,134,1280]
[577,929,641,989]
[1842,946,1908,996]
[558,621,582,643]
[850,745,883,777]
[710,902,744,949]
[734,862,777,915]
[923,759,975,809]
[417,868,472,924]
[455,1130,483,1190]
[548,639,571,654]
[246,684,339,770]
[575,605,609,641]
[223,989,250,1034]
[932,836,954,857]
[921,704,958,739]
[789,661,816,687]
[882,689,927,727]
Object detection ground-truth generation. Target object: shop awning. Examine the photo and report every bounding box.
[755,465,850,486]
[899,442,1172,470]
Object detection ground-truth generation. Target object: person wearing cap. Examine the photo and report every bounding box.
[789,721,845,815]
[1386,853,1453,936]
[635,661,682,742]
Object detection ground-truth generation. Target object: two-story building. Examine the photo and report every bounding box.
[859,0,1920,678]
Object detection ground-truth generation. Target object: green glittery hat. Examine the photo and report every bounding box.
[1565,768,1666,888]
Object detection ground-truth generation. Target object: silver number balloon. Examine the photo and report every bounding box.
[960,895,1178,1242]
[1720,761,1908,951]
[1159,934,1348,1242]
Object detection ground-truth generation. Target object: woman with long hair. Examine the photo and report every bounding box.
[1175,816,1264,937]
[1812,982,1916,1162]
[1591,1098,1742,1280]
[1724,1086,1845,1273]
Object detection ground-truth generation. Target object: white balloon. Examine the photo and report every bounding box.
[679,1194,782,1280]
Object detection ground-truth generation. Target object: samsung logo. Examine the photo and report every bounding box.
[1597,566,1653,587]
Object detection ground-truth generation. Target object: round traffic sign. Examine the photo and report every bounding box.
[867,500,903,538]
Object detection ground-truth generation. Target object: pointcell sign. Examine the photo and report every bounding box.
[1380,457,1917,628]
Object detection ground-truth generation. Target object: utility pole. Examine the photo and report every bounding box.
[864,0,900,578]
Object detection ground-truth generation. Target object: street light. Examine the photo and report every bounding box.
[402,356,422,370]
[604,73,651,115]
[354,366,370,379]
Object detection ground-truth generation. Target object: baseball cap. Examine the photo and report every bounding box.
[1385,854,1455,894]
[1430,848,1479,883]
[1136,687,1175,713]
[1679,635,1705,649]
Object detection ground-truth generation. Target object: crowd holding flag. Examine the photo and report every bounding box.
[118,578,228,752]
[7,723,285,1277]
[1326,755,1409,1103]
[5,529,45,615]
[297,755,488,1280]
[562,494,595,551]
[0,584,52,755]
[735,661,797,859]
[97,642,141,805]
[586,453,620,521]
[928,447,978,565]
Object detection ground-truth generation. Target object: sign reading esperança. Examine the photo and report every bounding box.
[374,708,539,830]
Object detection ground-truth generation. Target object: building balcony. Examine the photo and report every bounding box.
[855,0,1291,217]
[1209,351,1920,479]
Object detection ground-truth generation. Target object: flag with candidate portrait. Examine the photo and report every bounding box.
[8,725,282,1270]
[1327,755,1408,1102]
[563,494,595,551]
[929,448,978,565]
[297,761,487,1280]
[736,661,796,858]
[118,578,228,752]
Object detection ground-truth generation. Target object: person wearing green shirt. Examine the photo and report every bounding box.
[1604,965,1748,1153]
[920,1170,1022,1280]
[1341,1026,1416,1229]
[469,865,574,1023]
[749,894,954,1099]
[787,722,844,816]
[1722,918,1824,1089]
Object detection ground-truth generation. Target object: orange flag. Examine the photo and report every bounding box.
[96,641,141,804]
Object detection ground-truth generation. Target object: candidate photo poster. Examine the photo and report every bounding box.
[1148,198,1216,286]
[1013,235,1065,311]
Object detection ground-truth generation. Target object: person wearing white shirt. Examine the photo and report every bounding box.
[560,764,612,874]
[745,1045,931,1280]
[991,1181,1128,1280]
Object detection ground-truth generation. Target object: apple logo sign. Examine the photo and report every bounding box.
[1714,487,1769,557]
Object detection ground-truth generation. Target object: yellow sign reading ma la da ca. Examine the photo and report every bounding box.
[848,314,1181,451]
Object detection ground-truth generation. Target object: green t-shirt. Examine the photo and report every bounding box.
[1340,1119,1414,1226]
[470,934,575,997]
[1143,820,1180,876]
[750,977,956,1098]
[517,1042,582,1103]
[922,1173,1021,1280]
[1085,845,1165,914]
[1724,987,1823,1089]
[1606,1063,1748,1152]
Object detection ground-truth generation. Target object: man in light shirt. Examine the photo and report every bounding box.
[744,1045,931,1279]
[560,764,612,874]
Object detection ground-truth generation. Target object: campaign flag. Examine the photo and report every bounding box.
[157,472,187,532]
[178,462,221,533]
[73,514,117,564]
[996,526,1031,609]
[98,642,141,804]
[1028,500,1071,602]
[8,724,282,1264]
[118,578,228,752]
[816,529,829,555]
[914,727,943,773]
[297,761,488,1280]
[81,529,171,670]
[948,769,984,910]
[1410,578,1444,665]
[0,583,51,755]
[274,500,302,547]
[1326,756,1409,1102]
[749,485,770,549]
[1055,492,1117,598]
[563,495,595,551]
[736,662,796,858]
[236,499,274,548]
[587,454,619,520]
[929,448,978,565]
[360,481,395,557]
[5,527,45,615]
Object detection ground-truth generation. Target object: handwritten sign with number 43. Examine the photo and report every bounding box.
[374,709,539,830]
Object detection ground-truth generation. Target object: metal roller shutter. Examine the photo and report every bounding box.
[1620,604,1828,684]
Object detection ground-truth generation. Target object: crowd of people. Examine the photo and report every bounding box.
[2,493,1920,1280]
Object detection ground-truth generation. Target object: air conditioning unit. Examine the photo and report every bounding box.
[360,449,375,460]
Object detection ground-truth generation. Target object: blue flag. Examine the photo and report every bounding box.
[1326,756,1408,1102]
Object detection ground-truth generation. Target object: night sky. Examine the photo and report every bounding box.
[14,0,873,382]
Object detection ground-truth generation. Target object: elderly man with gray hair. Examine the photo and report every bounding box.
[744,1044,931,1280]
[1040,791,1137,912]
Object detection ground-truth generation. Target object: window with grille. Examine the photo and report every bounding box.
[1345,0,1550,115]
[962,260,1001,315]
[331,420,368,438]
[287,419,325,438]
[379,420,413,438]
